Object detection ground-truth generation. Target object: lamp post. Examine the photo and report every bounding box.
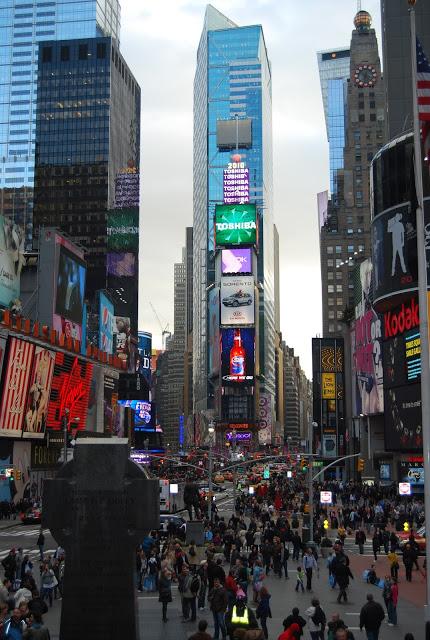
[309,421,318,543]
[62,410,80,465]
[208,420,215,522]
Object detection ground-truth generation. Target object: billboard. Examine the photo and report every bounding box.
[113,316,131,366]
[216,118,252,150]
[114,168,140,209]
[0,338,35,437]
[223,161,250,205]
[221,328,255,384]
[215,204,257,247]
[221,276,254,325]
[46,352,93,431]
[398,459,424,486]
[321,373,336,399]
[138,332,152,384]
[23,347,55,438]
[107,252,136,277]
[208,288,220,377]
[103,373,119,435]
[0,215,25,308]
[107,209,139,252]
[221,248,252,275]
[99,293,114,355]
[384,384,422,451]
[258,393,272,445]
[55,245,86,325]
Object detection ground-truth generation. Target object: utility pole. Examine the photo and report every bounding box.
[208,420,215,522]
[232,429,237,514]
[309,421,317,543]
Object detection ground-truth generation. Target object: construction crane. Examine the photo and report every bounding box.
[149,302,171,350]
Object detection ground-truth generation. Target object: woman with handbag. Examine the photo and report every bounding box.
[255,586,271,640]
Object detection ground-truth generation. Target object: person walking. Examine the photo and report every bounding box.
[21,611,50,639]
[387,578,398,627]
[295,567,305,593]
[387,550,399,581]
[334,561,354,604]
[36,531,44,563]
[282,608,306,637]
[303,549,317,591]
[158,567,172,623]
[372,532,380,562]
[305,598,326,640]
[402,544,414,582]
[359,594,385,640]
[40,565,56,608]
[255,586,271,640]
[208,577,228,640]
[355,530,366,555]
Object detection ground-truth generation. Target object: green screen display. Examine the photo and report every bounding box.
[215,204,257,247]
[107,208,139,252]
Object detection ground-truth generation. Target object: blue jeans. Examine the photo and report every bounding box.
[213,611,226,639]
[387,601,397,625]
[365,631,380,640]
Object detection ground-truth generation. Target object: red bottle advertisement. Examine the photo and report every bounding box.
[230,329,245,378]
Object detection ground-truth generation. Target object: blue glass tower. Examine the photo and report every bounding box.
[193,6,275,433]
[0,0,120,248]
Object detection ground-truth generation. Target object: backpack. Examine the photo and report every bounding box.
[312,606,326,628]
[191,575,200,593]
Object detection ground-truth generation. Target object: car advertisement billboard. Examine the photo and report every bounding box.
[107,208,139,252]
[0,338,35,437]
[99,293,114,355]
[221,248,252,275]
[215,204,257,247]
[0,215,25,308]
[46,352,93,431]
[221,328,255,384]
[23,347,55,439]
[221,276,254,326]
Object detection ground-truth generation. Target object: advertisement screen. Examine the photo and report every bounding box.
[23,347,55,439]
[223,162,250,205]
[133,401,153,431]
[0,215,24,308]
[221,248,252,275]
[321,373,336,399]
[226,431,252,442]
[398,460,424,485]
[351,311,384,415]
[103,373,119,436]
[107,208,139,252]
[99,293,114,355]
[114,168,140,209]
[208,288,220,377]
[46,353,93,431]
[221,328,255,384]
[258,392,272,445]
[221,276,254,325]
[55,246,86,325]
[113,316,131,366]
[0,338,35,437]
[384,384,422,451]
[215,204,257,247]
[138,332,152,384]
[405,329,421,381]
[107,252,136,277]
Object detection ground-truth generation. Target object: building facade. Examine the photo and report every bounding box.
[0,0,120,250]
[33,37,140,334]
[319,10,386,337]
[193,5,275,444]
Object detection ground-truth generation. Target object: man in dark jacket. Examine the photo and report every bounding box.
[282,608,306,637]
[208,578,228,640]
[184,481,201,521]
[334,562,354,604]
[207,556,226,589]
[355,530,366,555]
[359,594,385,639]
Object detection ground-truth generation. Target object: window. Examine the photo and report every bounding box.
[336,259,342,267]
[329,323,335,333]
[336,285,343,292]
[336,271,342,281]
[42,46,52,63]
[354,131,360,141]
[60,46,69,61]
[328,298,334,306]
[355,144,361,150]
[347,216,353,224]
[327,259,334,267]
[337,311,343,319]
[335,246,342,254]
[359,245,365,252]
[370,101,375,109]
[359,92,364,98]
[328,311,335,319]
[369,92,375,97]
[370,113,376,122]
[356,191,362,199]
[359,101,364,109]
[328,285,334,293]
[348,245,354,253]
[337,323,343,331]
[347,228,353,234]
[97,43,106,59]
[356,178,362,185]
[355,165,362,173]
[78,44,88,60]
[355,154,361,162]
[326,246,333,254]
[327,272,334,280]
[337,298,343,306]
[359,114,365,122]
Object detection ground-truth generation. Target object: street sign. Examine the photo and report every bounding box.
[248,486,255,495]
[399,482,412,496]
[313,461,324,468]
[320,490,333,504]
[287,470,292,478]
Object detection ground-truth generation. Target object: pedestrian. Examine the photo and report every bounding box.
[252,560,265,603]
[387,578,398,627]
[305,598,326,640]
[335,628,355,640]
[282,541,290,579]
[158,567,172,623]
[303,548,317,591]
[359,593,385,640]
[184,567,200,622]
[387,549,399,581]
[255,586,271,640]
[295,567,304,593]
[36,531,44,563]
[21,611,50,639]
[327,613,346,640]
[402,544,414,582]
[282,608,306,637]
[189,619,213,640]
[278,622,301,640]
[292,532,302,561]
[208,577,228,640]
[2,608,26,639]
[40,565,56,609]
[2,550,17,583]
[382,576,392,620]
[225,594,259,640]
[334,560,354,605]
[198,560,208,611]
[372,532,380,562]
[355,530,366,555]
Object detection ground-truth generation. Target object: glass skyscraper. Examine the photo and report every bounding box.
[0,0,120,248]
[317,48,350,199]
[193,6,275,432]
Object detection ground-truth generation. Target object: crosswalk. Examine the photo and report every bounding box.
[0,527,49,537]
[0,548,55,562]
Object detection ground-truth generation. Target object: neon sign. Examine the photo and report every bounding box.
[47,352,93,431]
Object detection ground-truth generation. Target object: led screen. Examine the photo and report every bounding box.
[221,276,254,325]
[221,328,255,384]
[221,248,252,274]
[55,246,86,325]
[215,204,257,247]
[107,252,136,277]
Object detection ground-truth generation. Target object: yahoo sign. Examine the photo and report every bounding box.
[226,431,252,441]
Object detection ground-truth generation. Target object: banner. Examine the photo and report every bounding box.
[0,215,25,308]
[258,393,272,445]
[0,338,35,436]
[321,373,336,399]
[99,293,114,354]
[22,347,55,438]
[221,276,254,325]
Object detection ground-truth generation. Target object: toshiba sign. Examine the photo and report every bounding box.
[384,298,419,339]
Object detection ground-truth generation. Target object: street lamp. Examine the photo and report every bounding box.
[62,409,80,465]
[208,420,215,522]
[309,421,318,543]
[231,429,237,514]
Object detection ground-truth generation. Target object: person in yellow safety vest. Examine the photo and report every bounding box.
[225,596,259,640]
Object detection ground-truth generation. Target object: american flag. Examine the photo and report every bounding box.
[417,38,430,169]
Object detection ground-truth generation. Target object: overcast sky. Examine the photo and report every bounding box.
[119,0,382,377]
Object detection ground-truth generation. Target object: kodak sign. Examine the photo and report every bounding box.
[384,298,419,339]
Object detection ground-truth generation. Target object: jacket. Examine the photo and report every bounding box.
[158,575,172,604]
[305,606,325,633]
[256,594,272,619]
[208,585,228,613]
[22,623,50,640]
[282,614,306,637]
[333,563,353,588]
[359,601,385,631]
[278,623,301,640]
[225,604,258,637]
[3,617,26,640]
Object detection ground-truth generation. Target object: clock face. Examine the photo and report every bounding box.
[354,64,377,88]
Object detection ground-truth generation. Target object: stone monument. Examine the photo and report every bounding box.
[42,438,159,640]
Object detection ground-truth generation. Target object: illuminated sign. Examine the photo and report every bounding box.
[107,209,139,252]
[99,293,114,354]
[130,451,150,465]
[399,460,424,485]
[320,491,333,504]
[215,204,257,247]
[226,431,252,441]
[138,332,152,384]
[114,167,140,209]
[405,330,421,381]
[399,482,411,496]
[221,276,254,326]
[221,328,255,384]
[23,347,55,439]
[46,353,93,431]
[384,298,419,339]
[221,248,252,275]
[0,338,35,437]
[223,162,250,205]
[321,373,336,399]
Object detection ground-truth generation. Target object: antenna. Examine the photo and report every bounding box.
[357,0,362,10]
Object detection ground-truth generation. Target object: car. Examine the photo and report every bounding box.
[214,474,225,483]
[398,525,426,553]
[223,472,233,482]
[159,514,186,540]
[20,507,42,525]
[222,291,253,307]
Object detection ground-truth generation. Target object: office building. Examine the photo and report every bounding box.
[33,37,140,333]
[193,5,276,441]
[381,0,430,140]
[282,344,312,441]
[319,10,386,336]
[0,0,120,250]
[317,47,350,198]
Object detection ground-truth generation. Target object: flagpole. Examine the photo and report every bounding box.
[409,0,430,624]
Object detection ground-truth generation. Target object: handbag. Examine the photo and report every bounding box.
[244,630,264,640]
[328,574,335,588]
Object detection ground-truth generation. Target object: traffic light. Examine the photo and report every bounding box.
[263,466,270,480]
[324,519,330,530]
[15,470,21,481]
[301,459,308,473]
[404,521,409,532]
[357,458,365,473]
[8,469,14,481]
[304,503,310,514]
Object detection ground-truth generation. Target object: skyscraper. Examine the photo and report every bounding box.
[381,0,430,140]
[33,37,140,332]
[319,10,385,337]
[0,0,120,250]
[193,5,275,442]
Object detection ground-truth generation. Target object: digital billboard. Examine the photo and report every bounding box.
[208,288,220,377]
[113,316,131,366]
[0,215,24,308]
[107,209,139,252]
[223,161,250,205]
[351,311,384,415]
[221,248,252,275]
[55,246,86,325]
[405,329,421,381]
[221,276,254,326]
[103,373,119,435]
[221,328,255,384]
[107,252,136,277]
[398,459,424,486]
[23,347,55,439]
[321,373,336,399]
[138,332,152,384]
[215,204,257,247]
[258,393,272,445]
[384,384,422,451]
[114,168,140,209]
[0,338,35,436]
[46,353,93,431]
[99,293,114,355]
